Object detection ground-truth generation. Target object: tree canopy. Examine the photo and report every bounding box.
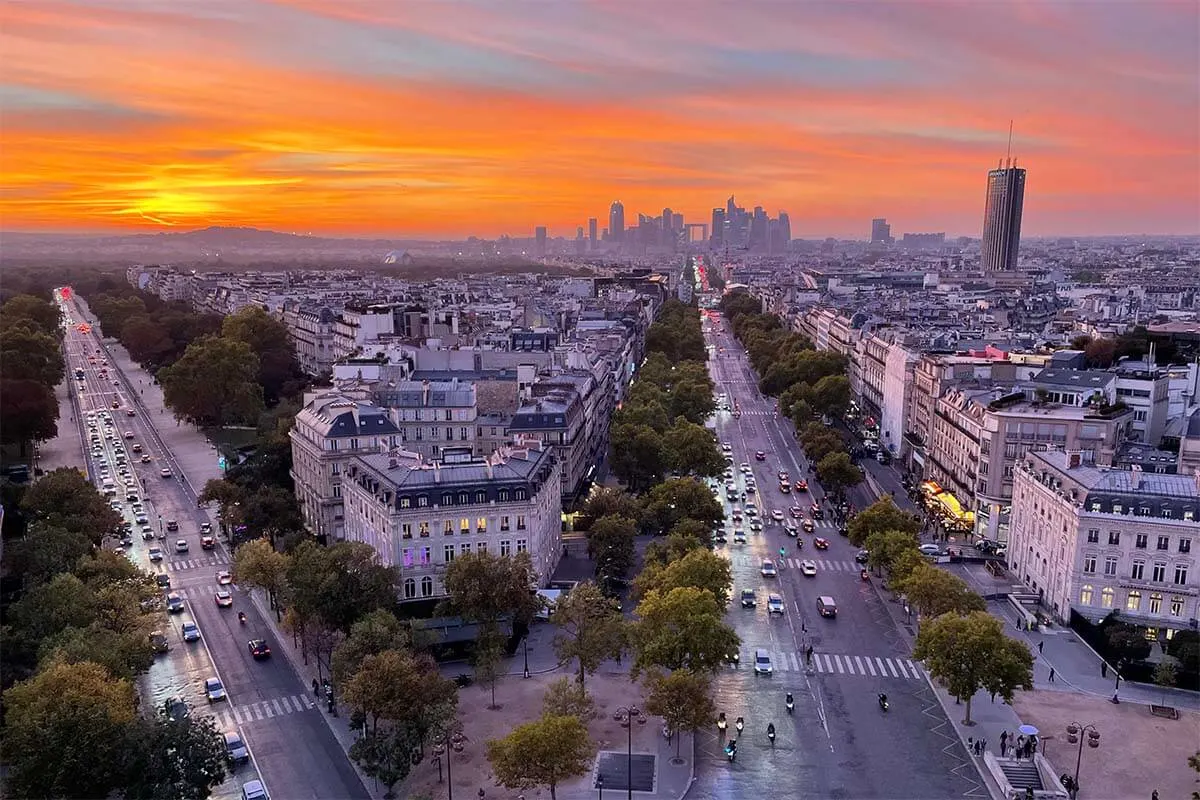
[896,563,987,619]
[487,715,595,800]
[631,586,740,677]
[847,496,922,547]
[551,581,626,689]
[159,334,265,426]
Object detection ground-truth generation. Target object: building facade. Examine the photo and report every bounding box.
[981,165,1026,272]
[372,379,479,460]
[341,442,562,604]
[1009,450,1198,639]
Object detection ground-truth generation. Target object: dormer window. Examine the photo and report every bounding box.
[458,491,470,504]
[417,495,429,508]
[399,496,411,509]
[475,491,487,503]
[442,493,453,506]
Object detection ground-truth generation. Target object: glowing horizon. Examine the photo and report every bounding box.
[1,1,1197,239]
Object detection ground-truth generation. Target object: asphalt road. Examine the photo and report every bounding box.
[691,309,983,800]
[59,294,369,800]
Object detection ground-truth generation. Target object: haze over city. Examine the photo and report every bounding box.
[1,0,1197,239]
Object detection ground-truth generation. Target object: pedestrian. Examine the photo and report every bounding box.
[1038,641,1044,653]
[1152,790,1159,800]
[980,738,987,755]
[1048,667,1056,682]
[1000,730,1009,756]
[967,737,974,755]
[1016,735,1026,757]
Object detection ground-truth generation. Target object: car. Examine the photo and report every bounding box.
[733,529,747,544]
[141,526,155,540]
[214,590,233,608]
[125,492,138,503]
[744,505,757,517]
[181,622,201,642]
[813,537,829,550]
[782,521,798,537]
[163,696,190,721]
[753,648,773,675]
[156,573,171,589]
[778,482,791,494]
[126,409,136,417]
[201,535,216,550]
[242,779,268,800]
[744,483,756,494]
[140,454,152,463]
[754,451,766,461]
[796,479,808,492]
[248,639,271,659]
[919,543,942,556]
[120,533,134,547]
[740,589,757,608]
[224,731,250,764]
[800,559,818,576]
[777,471,789,482]
[131,443,142,453]
[767,594,785,614]
[175,539,189,553]
[730,511,743,524]
[123,431,135,439]
[721,442,733,452]
[810,503,824,519]
[217,570,233,585]
[749,519,763,533]
[771,509,785,521]
[200,522,212,534]
[131,502,144,513]
[817,595,838,618]
[161,468,173,478]
[166,519,179,532]
[789,506,804,518]
[760,559,777,577]
[739,463,751,473]
[855,549,870,564]
[204,677,227,703]
[166,592,185,613]
[802,519,815,533]
[135,514,149,525]
[148,547,163,562]
[149,631,169,653]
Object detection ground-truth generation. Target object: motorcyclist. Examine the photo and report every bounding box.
[237,611,246,624]
[785,693,794,713]
[767,723,776,744]
[878,693,888,710]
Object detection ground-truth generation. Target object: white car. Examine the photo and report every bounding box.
[760,559,778,578]
[919,544,942,556]
[721,442,733,453]
[733,530,747,544]
[800,560,818,577]
[175,539,189,553]
[771,509,785,521]
[767,594,785,614]
[204,677,227,703]
[754,649,773,675]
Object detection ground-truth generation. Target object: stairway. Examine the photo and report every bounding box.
[998,758,1044,792]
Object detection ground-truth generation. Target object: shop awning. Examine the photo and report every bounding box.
[921,481,944,497]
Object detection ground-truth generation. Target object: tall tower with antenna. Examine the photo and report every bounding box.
[981,121,1026,272]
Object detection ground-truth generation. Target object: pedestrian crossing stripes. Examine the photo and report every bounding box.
[204,693,317,730]
[747,651,925,680]
[167,557,230,572]
[726,555,861,572]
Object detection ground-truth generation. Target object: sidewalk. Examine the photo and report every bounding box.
[36,378,87,475]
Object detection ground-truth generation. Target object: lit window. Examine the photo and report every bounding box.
[419,521,430,538]
[477,517,487,533]
[1079,585,1093,605]
[1100,587,1114,608]
[460,517,470,534]
[1169,596,1185,617]
[444,520,453,535]
[1125,591,1141,611]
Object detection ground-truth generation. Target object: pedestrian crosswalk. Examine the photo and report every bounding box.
[167,557,230,572]
[204,693,317,730]
[725,555,861,572]
[745,650,925,680]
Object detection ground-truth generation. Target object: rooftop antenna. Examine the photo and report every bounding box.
[1005,120,1013,168]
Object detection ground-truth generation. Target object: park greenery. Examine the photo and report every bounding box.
[551,581,626,690]
[0,293,65,454]
[486,714,595,800]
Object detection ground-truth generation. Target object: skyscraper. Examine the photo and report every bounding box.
[609,201,625,243]
[534,226,547,257]
[870,218,892,245]
[575,226,585,255]
[981,161,1026,272]
[588,217,598,250]
[711,208,725,247]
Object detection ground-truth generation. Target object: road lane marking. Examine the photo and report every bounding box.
[271,699,285,716]
[865,658,877,676]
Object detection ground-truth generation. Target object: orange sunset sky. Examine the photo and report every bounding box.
[1,0,1197,239]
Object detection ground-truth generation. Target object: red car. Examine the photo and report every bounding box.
[814,537,829,550]
[795,479,808,492]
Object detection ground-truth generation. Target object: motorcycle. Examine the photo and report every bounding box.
[785,693,794,715]
[767,723,776,745]
[796,538,804,550]
[735,716,744,734]
[237,612,246,625]
[725,741,737,762]
[860,569,869,581]
[878,693,889,712]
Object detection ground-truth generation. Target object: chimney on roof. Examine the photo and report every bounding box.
[1130,463,1143,489]
[1067,451,1081,469]
[432,461,440,484]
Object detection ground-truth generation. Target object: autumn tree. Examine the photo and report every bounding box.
[643,668,716,757]
[643,527,709,568]
[913,611,1033,725]
[542,676,597,722]
[630,587,740,677]
[896,563,986,620]
[120,714,229,800]
[847,496,921,547]
[331,609,412,688]
[551,582,626,690]
[585,514,638,585]
[487,715,595,800]
[863,530,921,577]
[574,487,642,531]
[233,537,292,620]
[633,547,732,607]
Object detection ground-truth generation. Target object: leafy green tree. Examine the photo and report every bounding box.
[342,649,457,741]
[662,418,724,477]
[641,477,724,533]
[2,293,61,332]
[635,352,675,390]
[1103,620,1152,666]
[349,724,423,799]
[441,550,542,632]
[233,537,292,619]
[888,547,927,585]
[38,624,155,681]
[472,628,507,709]
[643,668,715,757]
[1153,661,1177,704]
[542,676,597,722]
[806,374,852,419]
[287,540,399,633]
[238,485,305,546]
[0,378,59,452]
[119,714,228,800]
[612,398,671,433]
[159,334,264,426]
[896,563,986,619]
[586,515,638,584]
[487,714,595,800]
[913,611,1033,725]
[863,530,921,576]
[551,582,626,690]
[1189,752,1200,800]
[120,314,175,366]
[670,379,717,425]
[634,547,732,607]
[609,423,665,492]
[1166,630,1199,673]
[643,527,709,568]
[21,467,123,545]
[222,306,304,404]
[574,487,641,531]
[8,573,99,645]
[800,425,844,465]
[846,496,921,547]
[331,609,412,688]
[816,451,862,496]
[631,587,740,677]
[2,660,136,799]
[0,324,65,385]
[6,523,92,586]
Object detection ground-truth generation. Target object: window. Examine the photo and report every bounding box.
[445,409,452,421]
[1131,561,1144,580]
[443,520,453,535]
[515,489,528,501]
[460,517,470,534]
[1080,584,1093,605]
[1135,533,1147,549]
[417,495,429,508]
[476,517,487,533]
[444,544,455,563]
[1153,563,1166,582]
[1108,531,1120,546]
[1157,536,1170,551]
[1104,557,1118,577]
[461,542,471,555]
[475,490,487,503]
[500,540,511,557]
[402,548,414,568]
[399,496,411,509]
[458,492,469,504]
[1126,591,1141,611]
[420,546,431,565]
[331,463,341,475]
[1083,556,1096,575]
[501,515,511,531]
[402,523,413,540]
[498,489,510,502]
[1086,529,1100,544]
[419,521,430,538]
[477,541,487,553]
[442,493,453,506]
[404,579,416,599]
[446,427,454,441]
[1149,593,1163,613]
[516,539,528,553]
[421,576,434,597]
[332,485,342,498]
[1170,596,1185,617]
[1174,565,1189,585]
[1100,587,1114,608]
[1180,538,1192,554]
[461,427,469,441]
[517,515,527,530]
[350,438,359,450]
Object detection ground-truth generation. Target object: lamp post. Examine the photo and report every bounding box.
[523,635,530,679]
[597,775,603,800]
[1065,722,1100,800]
[616,706,636,800]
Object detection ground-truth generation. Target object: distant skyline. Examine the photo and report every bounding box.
[1,1,1197,239]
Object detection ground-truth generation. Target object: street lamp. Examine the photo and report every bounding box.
[616,706,637,800]
[597,775,603,800]
[1064,722,1100,800]
[523,635,530,679]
